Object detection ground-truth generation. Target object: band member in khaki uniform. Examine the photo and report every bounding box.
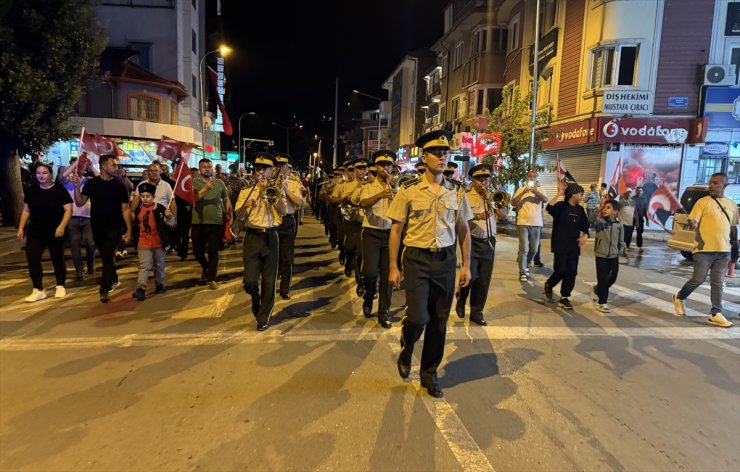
[274,153,305,300]
[443,161,458,179]
[455,164,508,326]
[388,130,473,398]
[347,158,369,296]
[235,152,287,331]
[358,150,396,327]
[330,162,354,268]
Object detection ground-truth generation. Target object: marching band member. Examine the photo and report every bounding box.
[347,158,369,296]
[387,130,473,398]
[455,164,507,326]
[330,162,356,275]
[235,152,287,331]
[443,161,458,179]
[274,153,305,300]
[358,150,396,327]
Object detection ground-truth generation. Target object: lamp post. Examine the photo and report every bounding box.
[198,44,232,159]
[237,111,256,165]
[271,122,303,154]
[353,89,383,153]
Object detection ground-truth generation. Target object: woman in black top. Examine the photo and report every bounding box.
[17,162,73,302]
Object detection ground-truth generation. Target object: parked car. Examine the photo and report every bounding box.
[668,185,740,260]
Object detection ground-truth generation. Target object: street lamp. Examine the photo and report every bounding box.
[198,44,232,158]
[271,122,303,154]
[237,111,256,164]
[353,89,383,152]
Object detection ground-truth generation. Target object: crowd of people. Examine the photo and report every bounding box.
[13,130,739,397]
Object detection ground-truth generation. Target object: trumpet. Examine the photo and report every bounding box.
[259,167,282,205]
[491,189,511,209]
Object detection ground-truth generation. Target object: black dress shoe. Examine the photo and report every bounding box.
[344,268,352,278]
[362,299,373,318]
[420,379,443,398]
[455,305,465,319]
[471,318,487,326]
[356,285,365,297]
[256,322,269,331]
[280,293,291,300]
[379,319,392,329]
[397,356,411,379]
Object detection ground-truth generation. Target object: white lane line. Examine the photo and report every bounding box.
[609,284,706,318]
[1,326,737,351]
[642,282,740,313]
[384,335,495,472]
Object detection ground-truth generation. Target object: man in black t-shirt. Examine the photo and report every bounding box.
[71,155,131,303]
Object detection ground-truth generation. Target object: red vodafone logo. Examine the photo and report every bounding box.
[602,120,620,139]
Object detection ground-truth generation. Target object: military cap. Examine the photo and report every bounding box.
[415,130,453,151]
[274,153,291,165]
[345,161,355,170]
[371,150,396,165]
[353,158,369,169]
[414,161,427,172]
[251,152,275,167]
[468,164,492,179]
[443,161,459,175]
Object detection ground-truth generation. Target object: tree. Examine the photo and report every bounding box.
[0,0,106,226]
[481,85,551,189]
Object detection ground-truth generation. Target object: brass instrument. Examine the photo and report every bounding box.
[491,189,511,209]
[259,167,282,205]
[340,177,365,221]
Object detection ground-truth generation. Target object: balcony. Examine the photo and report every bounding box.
[426,81,442,100]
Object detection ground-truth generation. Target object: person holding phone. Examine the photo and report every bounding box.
[511,169,548,281]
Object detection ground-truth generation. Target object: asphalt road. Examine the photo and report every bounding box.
[0,216,739,472]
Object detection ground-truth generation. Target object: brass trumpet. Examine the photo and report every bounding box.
[259,167,282,205]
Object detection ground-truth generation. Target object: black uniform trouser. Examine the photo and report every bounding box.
[623,225,634,248]
[545,250,580,298]
[595,256,619,304]
[92,225,120,292]
[346,221,363,285]
[26,235,66,289]
[328,205,340,246]
[175,205,192,258]
[191,224,223,282]
[457,237,495,321]
[277,214,296,295]
[635,216,645,248]
[361,228,392,317]
[400,246,456,384]
[336,212,346,254]
[242,228,279,324]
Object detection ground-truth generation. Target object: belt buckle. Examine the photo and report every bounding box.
[429,247,441,253]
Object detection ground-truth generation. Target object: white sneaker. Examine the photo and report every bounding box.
[524,267,530,274]
[25,289,46,303]
[110,281,120,292]
[54,286,66,298]
[672,293,685,316]
[122,250,128,258]
[596,304,611,313]
[708,312,733,328]
[519,274,528,282]
[115,251,123,261]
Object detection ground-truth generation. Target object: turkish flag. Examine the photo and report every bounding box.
[556,154,577,184]
[207,66,233,135]
[647,184,681,233]
[79,130,128,157]
[156,136,182,161]
[172,158,195,205]
[75,152,90,175]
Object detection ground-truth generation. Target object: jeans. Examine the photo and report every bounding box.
[595,257,619,304]
[623,225,634,248]
[635,216,645,248]
[517,225,542,274]
[137,247,166,288]
[68,217,95,273]
[678,252,730,314]
[26,235,66,289]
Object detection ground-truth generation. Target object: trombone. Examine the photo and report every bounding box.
[233,167,282,239]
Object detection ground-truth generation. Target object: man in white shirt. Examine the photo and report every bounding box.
[672,172,739,328]
[511,169,548,281]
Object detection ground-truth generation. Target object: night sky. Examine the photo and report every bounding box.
[207,0,450,168]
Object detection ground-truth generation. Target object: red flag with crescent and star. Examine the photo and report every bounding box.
[171,146,195,205]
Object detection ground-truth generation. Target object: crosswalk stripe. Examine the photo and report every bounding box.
[641,282,740,315]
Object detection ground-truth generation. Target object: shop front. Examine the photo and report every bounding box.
[701,86,740,202]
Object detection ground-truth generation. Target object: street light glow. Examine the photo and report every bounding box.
[218,45,232,57]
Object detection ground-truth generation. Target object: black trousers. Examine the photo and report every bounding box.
[545,250,580,298]
[346,220,363,286]
[635,217,644,248]
[191,224,223,282]
[92,225,120,292]
[457,237,495,321]
[595,256,619,304]
[242,229,279,324]
[336,212,346,254]
[26,235,66,289]
[623,225,634,248]
[401,246,456,384]
[361,228,392,317]
[277,214,296,295]
[175,205,192,258]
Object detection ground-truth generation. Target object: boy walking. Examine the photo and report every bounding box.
[590,200,624,312]
[132,183,176,301]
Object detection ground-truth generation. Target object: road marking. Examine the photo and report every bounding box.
[0,326,737,351]
[384,335,495,472]
[640,282,740,315]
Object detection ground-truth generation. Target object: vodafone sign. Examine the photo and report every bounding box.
[596,117,707,144]
[541,118,599,150]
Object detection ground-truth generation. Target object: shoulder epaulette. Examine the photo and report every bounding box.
[402,178,421,188]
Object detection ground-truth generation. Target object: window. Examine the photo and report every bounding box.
[472,28,488,56]
[444,5,453,33]
[467,89,477,117]
[731,47,740,77]
[368,130,378,140]
[192,74,198,98]
[728,159,740,184]
[491,28,508,52]
[476,89,485,114]
[486,88,503,112]
[539,0,558,35]
[538,69,554,107]
[129,95,161,122]
[440,105,446,123]
[453,42,464,69]
[192,30,197,54]
[508,15,520,53]
[697,158,726,184]
[170,100,178,125]
[441,54,448,77]
[588,44,639,89]
[451,97,459,120]
[128,42,152,70]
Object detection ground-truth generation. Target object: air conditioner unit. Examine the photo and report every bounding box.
[703,64,737,86]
